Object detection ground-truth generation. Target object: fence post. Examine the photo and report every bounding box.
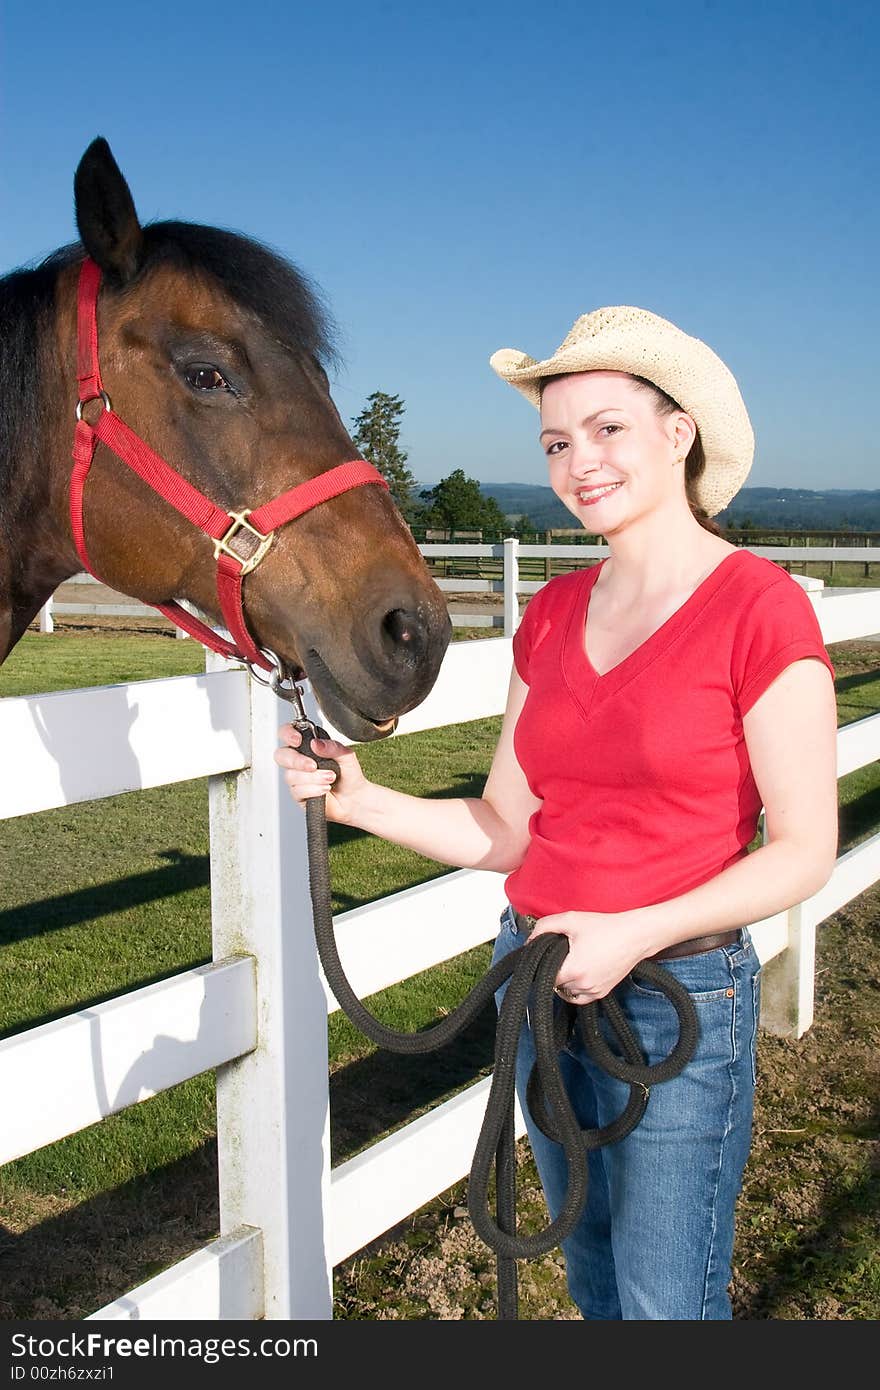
[757,902,815,1038]
[503,537,519,637]
[208,655,333,1319]
[39,596,54,633]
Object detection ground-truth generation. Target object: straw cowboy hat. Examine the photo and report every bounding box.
[489,306,754,516]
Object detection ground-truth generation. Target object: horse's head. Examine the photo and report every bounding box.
[66,138,451,741]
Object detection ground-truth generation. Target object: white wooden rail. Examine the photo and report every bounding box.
[3,570,879,1321]
[36,542,880,635]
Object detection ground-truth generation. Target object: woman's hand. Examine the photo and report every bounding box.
[529,910,651,1003]
[274,724,369,824]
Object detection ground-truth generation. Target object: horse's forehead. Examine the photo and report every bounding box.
[126,265,259,338]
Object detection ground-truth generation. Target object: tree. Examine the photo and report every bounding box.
[512,513,538,540]
[418,468,510,535]
[350,391,419,520]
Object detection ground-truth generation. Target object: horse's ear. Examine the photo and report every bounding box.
[74,137,144,284]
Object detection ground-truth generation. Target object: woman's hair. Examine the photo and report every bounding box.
[628,375,724,536]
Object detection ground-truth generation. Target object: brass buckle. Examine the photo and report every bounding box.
[213,510,274,576]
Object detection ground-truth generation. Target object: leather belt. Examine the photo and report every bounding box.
[511,910,739,960]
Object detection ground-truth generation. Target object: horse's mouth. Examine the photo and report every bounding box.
[304,648,399,738]
[370,715,398,734]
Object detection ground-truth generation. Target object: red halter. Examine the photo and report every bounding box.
[70,257,388,672]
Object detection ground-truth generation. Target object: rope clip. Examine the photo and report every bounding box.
[247,648,310,721]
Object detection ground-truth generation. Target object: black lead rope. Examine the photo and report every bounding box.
[296,723,699,1321]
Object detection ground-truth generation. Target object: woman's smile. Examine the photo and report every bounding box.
[574,481,624,506]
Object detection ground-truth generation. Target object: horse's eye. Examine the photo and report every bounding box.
[184,364,231,392]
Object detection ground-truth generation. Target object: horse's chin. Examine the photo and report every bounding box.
[249,634,398,742]
[295,651,398,742]
[309,679,399,744]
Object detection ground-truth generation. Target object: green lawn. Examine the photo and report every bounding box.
[0,630,505,1208]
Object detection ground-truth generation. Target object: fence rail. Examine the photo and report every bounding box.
[5,566,880,1320]
[35,542,880,635]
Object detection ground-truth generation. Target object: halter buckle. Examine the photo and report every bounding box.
[214,510,274,575]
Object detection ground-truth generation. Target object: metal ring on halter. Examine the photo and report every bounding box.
[246,648,309,720]
[75,389,113,421]
[245,647,286,688]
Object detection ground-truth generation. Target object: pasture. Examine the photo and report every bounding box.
[0,623,878,1319]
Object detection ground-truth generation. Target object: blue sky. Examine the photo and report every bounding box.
[2,0,878,492]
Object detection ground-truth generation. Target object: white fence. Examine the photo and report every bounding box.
[36,541,880,635]
[3,555,880,1321]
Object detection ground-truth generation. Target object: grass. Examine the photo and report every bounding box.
[0,631,218,1214]
[0,629,503,1211]
[0,627,206,694]
[0,622,878,1317]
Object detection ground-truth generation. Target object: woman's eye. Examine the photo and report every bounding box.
[184,365,231,392]
[546,440,567,455]
[599,423,622,436]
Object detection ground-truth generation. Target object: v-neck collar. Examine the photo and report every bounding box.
[562,549,747,716]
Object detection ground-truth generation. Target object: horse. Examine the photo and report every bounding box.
[0,137,451,741]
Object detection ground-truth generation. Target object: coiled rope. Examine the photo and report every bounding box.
[297,724,699,1320]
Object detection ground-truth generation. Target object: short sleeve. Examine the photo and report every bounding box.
[512,590,541,683]
[731,577,836,716]
[513,570,595,684]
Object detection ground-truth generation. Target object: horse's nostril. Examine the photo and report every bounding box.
[382,608,424,661]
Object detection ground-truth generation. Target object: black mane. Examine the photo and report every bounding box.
[0,260,60,494]
[136,221,339,368]
[0,224,339,491]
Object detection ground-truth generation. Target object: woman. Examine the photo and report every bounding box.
[275,306,838,1319]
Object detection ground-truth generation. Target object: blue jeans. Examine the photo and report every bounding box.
[491,905,761,1320]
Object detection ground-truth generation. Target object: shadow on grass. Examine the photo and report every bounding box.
[0,850,209,946]
[0,1003,501,1317]
[326,774,489,853]
[833,668,880,699]
[838,784,880,853]
[741,1112,880,1319]
[0,1142,220,1321]
[330,998,499,1164]
[325,774,491,912]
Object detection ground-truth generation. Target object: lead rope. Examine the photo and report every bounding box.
[277,686,699,1320]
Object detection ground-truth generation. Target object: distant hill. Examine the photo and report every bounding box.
[716,488,880,532]
[459,484,880,533]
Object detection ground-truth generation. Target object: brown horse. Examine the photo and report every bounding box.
[0,138,451,740]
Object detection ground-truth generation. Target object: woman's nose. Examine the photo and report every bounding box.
[567,445,602,479]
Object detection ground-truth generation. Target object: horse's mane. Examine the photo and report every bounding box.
[0,224,339,491]
[136,221,339,368]
[0,262,57,493]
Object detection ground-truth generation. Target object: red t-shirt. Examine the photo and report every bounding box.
[506,549,835,917]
